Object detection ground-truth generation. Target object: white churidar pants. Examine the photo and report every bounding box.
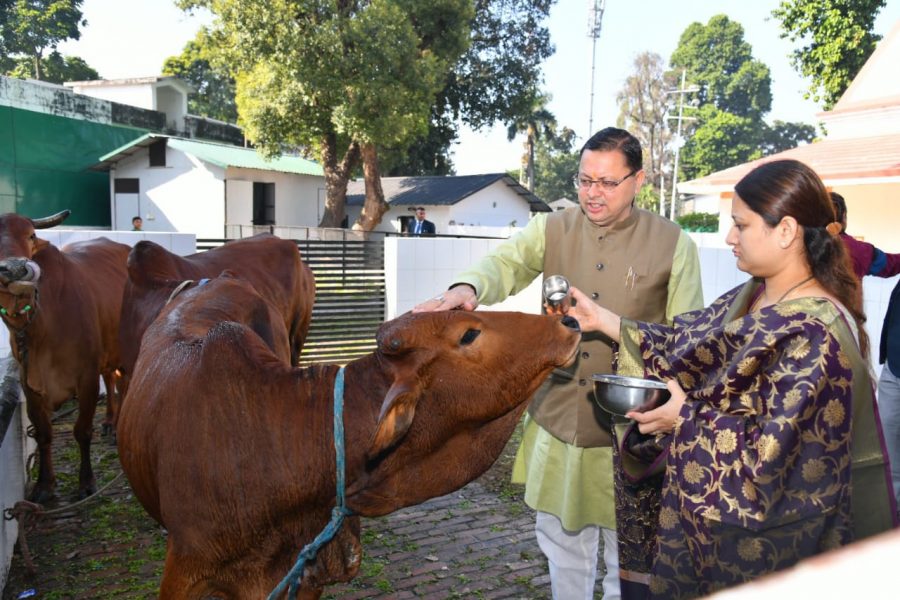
[535,510,621,600]
[878,365,900,503]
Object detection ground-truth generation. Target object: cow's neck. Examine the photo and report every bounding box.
[340,355,391,486]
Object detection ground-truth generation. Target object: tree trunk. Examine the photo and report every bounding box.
[354,143,389,232]
[318,133,360,228]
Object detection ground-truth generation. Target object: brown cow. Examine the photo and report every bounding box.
[117,234,314,397]
[0,210,130,502]
[117,274,580,599]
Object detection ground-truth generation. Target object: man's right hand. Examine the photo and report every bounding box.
[412,284,479,312]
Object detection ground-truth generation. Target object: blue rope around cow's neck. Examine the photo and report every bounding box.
[268,366,352,600]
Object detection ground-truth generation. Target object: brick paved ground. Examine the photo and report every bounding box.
[2,402,606,599]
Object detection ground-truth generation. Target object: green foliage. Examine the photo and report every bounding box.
[635,184,661,213]
[616,52,673,201]
[679,105,763,180]
[667,14,813,183]
[6,48,97,82]
[676,211,719,232]
[533,126,578,205]
[162,27,237,123]
[760,120,816,156]
[392,0,556,174]
[670,15,771,119]
[0,0,87,80]
[772,0,886,109]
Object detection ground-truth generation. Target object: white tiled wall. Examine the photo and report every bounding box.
[387,240,896,374]
[0,230,196,357]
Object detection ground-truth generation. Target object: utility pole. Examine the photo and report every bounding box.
[587,0,606,136]
[666,69,699,220]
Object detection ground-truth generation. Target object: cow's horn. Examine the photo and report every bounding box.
[31,210,71,229]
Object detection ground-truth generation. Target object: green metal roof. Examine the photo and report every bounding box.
[95,134,323,176]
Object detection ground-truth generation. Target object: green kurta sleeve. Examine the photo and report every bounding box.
[666,231,703,321]
[454,213,548,305]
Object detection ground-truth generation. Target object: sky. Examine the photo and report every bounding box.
[57,0,900,176]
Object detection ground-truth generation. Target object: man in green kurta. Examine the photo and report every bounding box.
[414,127,703,599]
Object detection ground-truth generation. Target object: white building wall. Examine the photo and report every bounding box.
[224,167,324,228]
[111,147,226,238]
[449,181,531,228]
[69,83,155,110]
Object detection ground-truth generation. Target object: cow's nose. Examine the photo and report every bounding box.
[561,315,580,332]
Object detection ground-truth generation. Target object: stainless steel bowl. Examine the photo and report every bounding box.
[591,374,671,417]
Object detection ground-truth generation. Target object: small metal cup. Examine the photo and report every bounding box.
[542,275,571,312]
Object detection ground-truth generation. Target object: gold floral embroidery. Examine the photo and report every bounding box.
[758,434,781,462]
[775,303,801,317]
[649,576,667,595]
[696,345,714,365]
[737,537,763,561]
[801,458,826,483]
[763,332,777,347]
[683,461,704,484]
[739,393,755,410]
[783,388,803,410]
[786,337,811,360]
[658,507,679,530]
[725,320,742,335]
[715,430,737,454]
[823,399,846,427]
[837,350,851,370]
[737,356,758,376]
[741,479,757,501]
[678,371,695,389]
[701,506,721,521]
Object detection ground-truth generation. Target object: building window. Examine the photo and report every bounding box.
[149,139,167,167]
[114,178,139,194]
[253,182,275,225]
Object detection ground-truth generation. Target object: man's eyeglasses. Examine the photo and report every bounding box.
[573,170,637,192]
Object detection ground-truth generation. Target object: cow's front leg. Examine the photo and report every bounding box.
[74,378,99,499]
[24,392,55,504]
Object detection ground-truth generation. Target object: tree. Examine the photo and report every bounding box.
[772,0,886,109]
[0,0,86,81]
[162,27,238,124]
[760,120,816,156]
[388,0,556,175]
[184,0,473,230]
[533,126,578,204]
[615,52,674,210]
[506,93,557,191]
[667,15,813,182]
[6,49,97,83]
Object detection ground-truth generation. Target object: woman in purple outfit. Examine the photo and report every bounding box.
[565,159,896,599]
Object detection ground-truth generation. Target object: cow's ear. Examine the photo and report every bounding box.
[367,378,420,459]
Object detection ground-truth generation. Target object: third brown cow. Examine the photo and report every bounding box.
[117,273,580,599]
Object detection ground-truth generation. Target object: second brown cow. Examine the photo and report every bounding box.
[117,234,315,397]
[117,273,580,599]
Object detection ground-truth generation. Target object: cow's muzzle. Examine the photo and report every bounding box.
[0,258,41,285]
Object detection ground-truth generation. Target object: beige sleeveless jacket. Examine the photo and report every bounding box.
[529,206,681,447]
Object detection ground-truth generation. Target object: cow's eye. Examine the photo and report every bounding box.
[460,328,480,346]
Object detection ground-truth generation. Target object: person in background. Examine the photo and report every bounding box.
[831,192,900,279]
[566,159,896,599]
[879,279,900,506]
[832,191,900,508]
[413,127,703,600]
[408,206,435,236]
[131,216,143,231]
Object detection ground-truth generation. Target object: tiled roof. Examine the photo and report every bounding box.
[679,134,900,192]
[346,173,550,212]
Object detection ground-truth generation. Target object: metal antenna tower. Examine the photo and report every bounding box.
[587,0,606,135]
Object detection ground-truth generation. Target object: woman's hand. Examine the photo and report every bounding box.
[626,379,686,435]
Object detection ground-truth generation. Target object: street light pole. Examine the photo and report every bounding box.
[666,69,699,221]
[587,0,605,135]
